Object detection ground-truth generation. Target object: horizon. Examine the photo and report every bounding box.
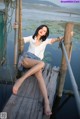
[22,0,80,9]
[0,0,80,9]
[41,0,80,9]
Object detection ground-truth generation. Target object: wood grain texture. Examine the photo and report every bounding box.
[3,64,59,119]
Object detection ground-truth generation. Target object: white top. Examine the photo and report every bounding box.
[24,36,51,60]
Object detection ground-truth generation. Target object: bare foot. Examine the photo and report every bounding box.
[44,103,52,116]
[12,80,21,95]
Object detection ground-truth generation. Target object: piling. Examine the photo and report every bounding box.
[57,22,74,97]
[14,0,19,66]
[18,0,24,55]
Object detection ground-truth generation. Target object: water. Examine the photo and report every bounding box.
[0,2,80,119]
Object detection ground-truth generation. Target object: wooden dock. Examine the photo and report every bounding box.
[3,64,59,119]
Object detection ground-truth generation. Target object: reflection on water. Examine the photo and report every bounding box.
[0,84,12,112]
[0,2,80,119]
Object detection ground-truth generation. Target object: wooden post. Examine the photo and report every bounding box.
[14,0,19,66]
[3,1,8,64]
[18,0,24,55]
[57,22,74,97]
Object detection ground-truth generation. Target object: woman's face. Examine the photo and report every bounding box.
[38,26,47,37]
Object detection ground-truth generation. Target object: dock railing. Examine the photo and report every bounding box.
[56,22,80,117]
[61,40,80,116]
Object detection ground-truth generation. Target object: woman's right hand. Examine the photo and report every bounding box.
[13,22,18,29]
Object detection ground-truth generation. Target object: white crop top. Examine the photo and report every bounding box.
[24,36,51,60]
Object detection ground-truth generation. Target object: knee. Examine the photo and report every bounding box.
[40,61,45,68]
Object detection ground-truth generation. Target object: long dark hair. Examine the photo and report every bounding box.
[33,25,49,42]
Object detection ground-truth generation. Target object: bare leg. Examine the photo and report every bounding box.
[13,58,45,94]
[35,70,52,116]
[13,58,52,115]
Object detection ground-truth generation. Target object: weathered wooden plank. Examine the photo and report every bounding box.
[39,64,52,102]
[17,77,31,96]
[48,68,59,105]
[3,95,23,119]
[43,66,59,119]
[37,109,43,119]
[3,64,59,119]
[22,76,37,98]
[16,98,35,119]
[29,100,43,119]
[17,75,40,99]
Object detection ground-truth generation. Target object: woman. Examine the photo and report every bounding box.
[13,24,64,116]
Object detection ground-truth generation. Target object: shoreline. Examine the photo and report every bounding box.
[22,3,80,16]
[22,7,80,23]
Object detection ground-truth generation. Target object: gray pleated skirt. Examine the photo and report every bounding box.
[18,52,41,71]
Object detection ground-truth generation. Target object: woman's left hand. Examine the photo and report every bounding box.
[59,36,64,41]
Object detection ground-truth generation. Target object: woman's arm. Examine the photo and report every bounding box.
[49,31,74,44]
[46,36,64,45]
[23,36,32,43]
[50,36,64,44]
[13,23,31,43]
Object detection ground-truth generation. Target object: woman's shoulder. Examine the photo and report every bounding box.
[23,35,33,43]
